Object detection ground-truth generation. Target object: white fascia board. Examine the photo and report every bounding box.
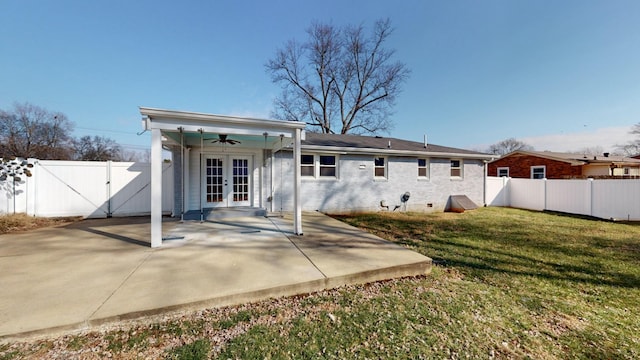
[140,107,306,137]
[300,145,493,160]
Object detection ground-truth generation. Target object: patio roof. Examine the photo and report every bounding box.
[140,107,306,247]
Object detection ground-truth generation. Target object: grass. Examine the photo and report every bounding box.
[165,339,211,360]
[0,213,80,234]
[2,207,639,359]
[218,208,640,359]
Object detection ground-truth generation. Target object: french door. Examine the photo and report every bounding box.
[204,155,251,207]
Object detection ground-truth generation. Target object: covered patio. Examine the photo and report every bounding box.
[140,107,307,247]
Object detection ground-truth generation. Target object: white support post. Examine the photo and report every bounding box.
[293,128,303,235]
[151,128,163,248]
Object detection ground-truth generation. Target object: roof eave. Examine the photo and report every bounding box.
[140,107,306,130]
[300,145,493,160]
[495,150,586,165]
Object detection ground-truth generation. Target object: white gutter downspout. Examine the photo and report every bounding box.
[293,128,303,235]
[483,160,488,207]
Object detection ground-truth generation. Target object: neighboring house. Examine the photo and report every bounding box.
[488,150,640,179]
[141,107,493,247]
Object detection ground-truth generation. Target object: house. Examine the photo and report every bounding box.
[488,150,640,179]
[290,132,491,213]
[141,107,493,247]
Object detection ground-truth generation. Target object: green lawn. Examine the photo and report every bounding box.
[2,207,639,359]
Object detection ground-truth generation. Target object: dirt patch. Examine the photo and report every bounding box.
[0,213,82,234]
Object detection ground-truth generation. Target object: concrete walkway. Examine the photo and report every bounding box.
[0,212,431,339]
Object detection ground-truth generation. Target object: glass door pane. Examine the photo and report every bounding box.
[206,158,224,203]
[232,158,249,203]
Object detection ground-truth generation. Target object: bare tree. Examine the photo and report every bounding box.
[616,123,640,156]
[119,149,151,162]
[73,135,123,161]
[266,18,410,135]
[487,138,534,156]
[0,102,74,159]
[573,146,605,156]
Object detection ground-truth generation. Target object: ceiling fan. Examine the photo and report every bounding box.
[206,134,241,145]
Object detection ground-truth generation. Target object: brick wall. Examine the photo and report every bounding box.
[488,154,582,179]
[274,152,486,213]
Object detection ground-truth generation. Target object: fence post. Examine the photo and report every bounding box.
[26,158,37,216]
[589,178,594,217]
[106,160,112,218]
[33,161,39,216]
[502,176,509,207]
[544,178,548,210]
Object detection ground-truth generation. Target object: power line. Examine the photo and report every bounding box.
[75,126,146,136]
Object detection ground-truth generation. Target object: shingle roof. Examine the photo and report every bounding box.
[302,132,491,158]
[495,150,640,165]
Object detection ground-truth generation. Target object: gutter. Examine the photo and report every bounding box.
[298,145,493,160]
[140,107,306,131]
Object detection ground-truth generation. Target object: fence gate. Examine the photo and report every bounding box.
[0,160,173,218]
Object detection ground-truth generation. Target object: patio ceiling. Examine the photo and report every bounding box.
[162,131,290,150]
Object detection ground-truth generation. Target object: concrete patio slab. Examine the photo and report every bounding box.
[0,212,431,340]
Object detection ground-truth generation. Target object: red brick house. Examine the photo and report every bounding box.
[488,150,640,179]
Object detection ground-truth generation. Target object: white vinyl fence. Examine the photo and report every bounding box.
[0,160,173,218]
[486,176,640,221]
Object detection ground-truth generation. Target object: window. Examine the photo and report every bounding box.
[319,155,336,177]
[450,159,463,178]
[300,154,337,178]
[497,167,509,177]
[531,166,545,179]
[301,154,315,176]
[374,157,387,178]
[418,158,429,178]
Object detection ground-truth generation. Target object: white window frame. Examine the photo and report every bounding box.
[418,158,429,179]
[374,156,387,179]
[497,167,509,177]
[300,154,338,179]
[531,165,546,179]
[301,154,315,177]
[450,159,463,178]
[318,155,337,178]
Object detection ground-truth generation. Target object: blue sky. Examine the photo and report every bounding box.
[1,0,639,154]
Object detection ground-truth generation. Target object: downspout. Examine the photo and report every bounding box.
[279,134,284,216]
[483,160,488,207]
[270,148,275,213]
[179,127,184,222]
[199,128,204,222]
[293,128,302,235]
